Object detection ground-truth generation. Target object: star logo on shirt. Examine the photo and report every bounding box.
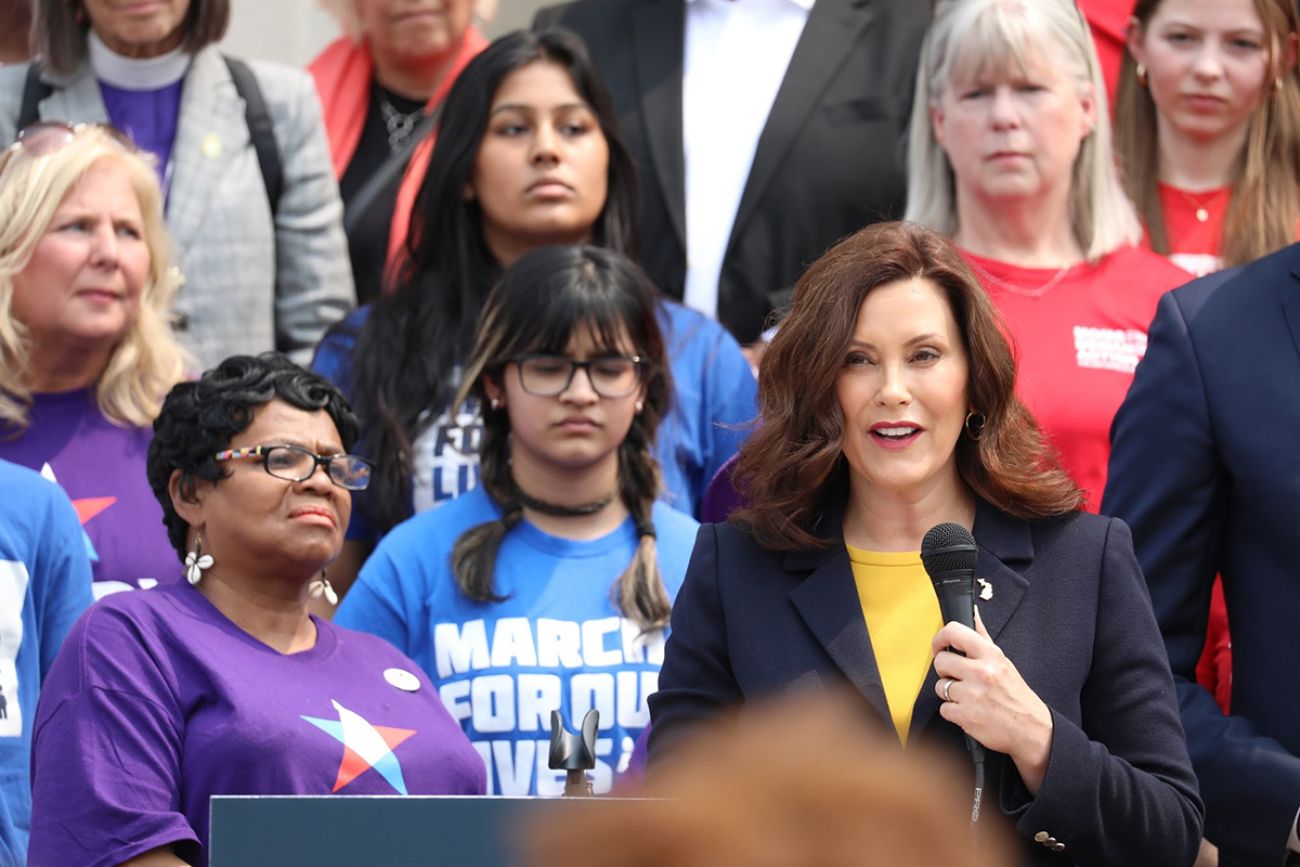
[301,700,417,794]
[40,463,116,563]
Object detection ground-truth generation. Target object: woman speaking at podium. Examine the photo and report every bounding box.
[648,222,1202,866]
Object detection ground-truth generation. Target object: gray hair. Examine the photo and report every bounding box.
[904,0,1141,260]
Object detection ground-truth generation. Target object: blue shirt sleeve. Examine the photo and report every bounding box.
[656,303,758,517]
[31,483,93,679]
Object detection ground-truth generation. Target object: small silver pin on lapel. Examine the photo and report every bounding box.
[977,578,994,601]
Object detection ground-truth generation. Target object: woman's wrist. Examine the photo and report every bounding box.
[1011,704,1054,795]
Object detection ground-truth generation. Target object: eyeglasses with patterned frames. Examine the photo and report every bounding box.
[0,121,136,176]
[508,353,645,399]
[213,445,374,491]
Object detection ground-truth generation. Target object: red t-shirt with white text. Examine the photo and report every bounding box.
[962,247,1192,510]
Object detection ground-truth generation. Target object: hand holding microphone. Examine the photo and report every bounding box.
[922,523,1054,800]
[931,610,1054,795]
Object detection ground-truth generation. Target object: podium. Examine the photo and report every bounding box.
[209,795,620,866]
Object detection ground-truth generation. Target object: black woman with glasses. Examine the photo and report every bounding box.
[0,122,188,597]
[336,246,700,797]
[27,353,484,867]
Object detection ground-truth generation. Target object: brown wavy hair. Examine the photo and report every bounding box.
[1116,0,1300,269]
[734,221,1081,551]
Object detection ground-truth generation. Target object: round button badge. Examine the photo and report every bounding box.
[384,667,420,692]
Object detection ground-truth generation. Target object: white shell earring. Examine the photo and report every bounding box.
[309,571,339,606]
[184,532,214,586]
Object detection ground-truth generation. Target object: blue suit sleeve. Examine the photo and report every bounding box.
[1104,289,1300,858]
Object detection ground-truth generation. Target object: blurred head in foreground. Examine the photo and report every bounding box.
[524,692,1015,867]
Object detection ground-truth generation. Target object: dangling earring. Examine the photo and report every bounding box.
[310,570,339,606]
[184,532,214,586]
[964,411,987,441]
[1135,62,1147,87]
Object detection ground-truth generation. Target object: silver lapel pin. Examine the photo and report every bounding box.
[977,578,994,601]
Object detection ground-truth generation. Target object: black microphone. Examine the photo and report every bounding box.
[921,521,985,825]
[921,522,978,632]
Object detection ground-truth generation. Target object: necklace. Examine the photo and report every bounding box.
[965,256,1075,298]
[512,482,616,517]
[376,87,426,154]
[1175,187,1218,224]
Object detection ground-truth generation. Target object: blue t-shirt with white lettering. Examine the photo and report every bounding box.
[0,460,92,866]
[336,486,699,795]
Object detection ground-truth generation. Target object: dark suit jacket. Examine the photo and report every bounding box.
[532,0,926,343]
[649,495,1202,866]
[1103,243,1300,867]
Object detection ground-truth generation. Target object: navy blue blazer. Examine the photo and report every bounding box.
[1104,242,1300,867]
[649,496,1201,866]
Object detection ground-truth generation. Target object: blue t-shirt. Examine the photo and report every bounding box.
[0,460,93,867]
[335,486,700,795]
[311,298,756,541]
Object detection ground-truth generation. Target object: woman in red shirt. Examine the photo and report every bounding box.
[905,0,1190,512]
[1116,0,1300,277]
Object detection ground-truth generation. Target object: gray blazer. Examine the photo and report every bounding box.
[0,48,355,369]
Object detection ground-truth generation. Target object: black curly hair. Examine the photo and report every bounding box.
[146,353,361,561]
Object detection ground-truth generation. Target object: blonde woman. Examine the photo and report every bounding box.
[0,123,188,594]
[906,0,1192,509]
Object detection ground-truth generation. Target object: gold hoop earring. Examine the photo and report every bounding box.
[964,411,986,441]
[1135,62,1147,87]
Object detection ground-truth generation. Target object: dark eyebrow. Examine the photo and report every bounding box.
[847,333,946,350]
[489,101,592,117]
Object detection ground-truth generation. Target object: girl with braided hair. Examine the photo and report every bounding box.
[335,245,700,796]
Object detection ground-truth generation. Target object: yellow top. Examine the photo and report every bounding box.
[846,545,943,746]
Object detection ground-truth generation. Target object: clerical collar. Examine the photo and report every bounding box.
[89,31,190,91]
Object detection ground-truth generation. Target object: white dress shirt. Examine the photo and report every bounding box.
[681,0,812,322]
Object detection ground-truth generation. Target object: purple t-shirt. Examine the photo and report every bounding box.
[0,389,179,596]
[27,583,485,867]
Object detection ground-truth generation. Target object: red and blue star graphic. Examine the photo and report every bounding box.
[301,700,417,794]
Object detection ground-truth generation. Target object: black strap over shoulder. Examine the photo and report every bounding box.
[17,64,52,132]
[222,54,284,216]
[16,57,284,216]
